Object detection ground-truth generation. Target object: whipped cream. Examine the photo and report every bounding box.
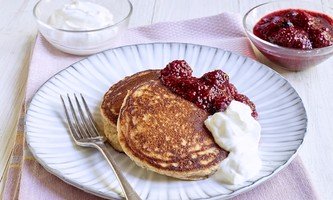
[204,100,262,185]
[48,0,114,30]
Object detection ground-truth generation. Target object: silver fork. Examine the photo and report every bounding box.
[60,94,141,200]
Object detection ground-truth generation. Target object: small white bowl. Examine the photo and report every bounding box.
[33,0,132,55]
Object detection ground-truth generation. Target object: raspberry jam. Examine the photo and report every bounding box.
[253,9,333,49]
[160,60,258,118]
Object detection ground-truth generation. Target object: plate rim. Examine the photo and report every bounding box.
[25,42,308,200]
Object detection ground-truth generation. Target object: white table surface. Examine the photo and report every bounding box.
[0,0,332,199]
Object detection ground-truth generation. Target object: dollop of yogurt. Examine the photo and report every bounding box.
[204,100,262,185]
[48,0,114,30]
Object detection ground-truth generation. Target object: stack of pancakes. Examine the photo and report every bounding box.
[100,70,227,180]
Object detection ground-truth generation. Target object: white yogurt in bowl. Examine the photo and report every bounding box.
[33,0,132,55]
[48,0,114,31]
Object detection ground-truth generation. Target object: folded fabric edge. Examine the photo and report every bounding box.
[1,35,37,200]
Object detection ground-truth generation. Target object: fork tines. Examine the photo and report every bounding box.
[60,94,103,141]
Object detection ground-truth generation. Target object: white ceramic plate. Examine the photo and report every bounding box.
[26,43,307,200]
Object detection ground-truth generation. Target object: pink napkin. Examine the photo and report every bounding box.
[4,13,318,200]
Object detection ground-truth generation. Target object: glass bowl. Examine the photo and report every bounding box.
[33,0,132,55]
[243,1,333,71]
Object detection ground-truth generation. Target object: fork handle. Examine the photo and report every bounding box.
[93,143,141,200]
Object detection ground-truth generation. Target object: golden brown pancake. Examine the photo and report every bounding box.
[118,80,228,180]
[100,70,160,151]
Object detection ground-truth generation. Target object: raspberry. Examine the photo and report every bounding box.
[160,60,192,78]
[309,29,333,48]
[211,96,232,113]
[253,15,293,41]
[160,61,258,118]
[200,70,229,87]
[269,27,312,49]
[285,10,313,28]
